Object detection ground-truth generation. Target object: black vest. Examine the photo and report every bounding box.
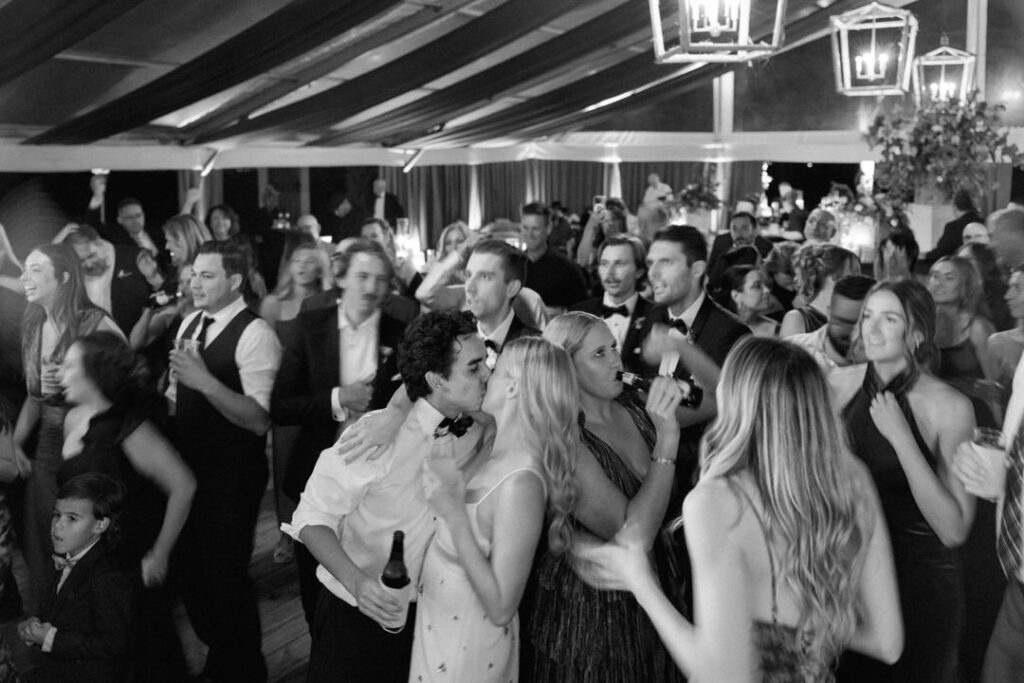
[175,307,266,475]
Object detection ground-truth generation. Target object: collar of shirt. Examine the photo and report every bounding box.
[479,309,515,349]
[65,537,101,565]
[411,398,459,438]
[602,292,637,316]
[338,306,381,332]
[193,295,247,344]
[668,291,705,329]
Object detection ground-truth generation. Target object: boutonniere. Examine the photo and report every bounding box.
[633,316,646,331]
[117,269,131,279]
[379,346,394,360]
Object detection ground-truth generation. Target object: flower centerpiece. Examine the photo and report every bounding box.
[865,91,1024,204]
[675,168,723,212]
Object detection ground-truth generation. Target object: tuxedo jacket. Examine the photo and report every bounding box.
[37,542,132,683]
[272,302,407,498]
[571,296,651,373]
[638,295,750,371]
[108,245,152,336]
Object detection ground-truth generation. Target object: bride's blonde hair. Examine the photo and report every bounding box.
[699,336,873,664]
[499,336,579,554]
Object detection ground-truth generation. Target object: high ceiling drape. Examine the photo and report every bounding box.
[29,0,403,145]
[0,0,146,89]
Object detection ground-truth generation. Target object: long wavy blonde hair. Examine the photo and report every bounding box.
[499,336,580,554]
[699,336,872,665]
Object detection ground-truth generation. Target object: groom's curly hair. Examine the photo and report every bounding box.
[399,310,478,401]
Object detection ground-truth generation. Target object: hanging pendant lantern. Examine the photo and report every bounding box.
[912,36,975,105]
[830,2,918,96]
[648,0,788,63]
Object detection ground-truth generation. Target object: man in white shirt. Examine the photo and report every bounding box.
[643,173,673,204]
[285,310,489,683]
[788,275,874,372]
[168,240,281,683]
[571,235,651,373]
[271,240,407,625]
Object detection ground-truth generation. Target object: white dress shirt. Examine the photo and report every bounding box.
[330,307,380,423]
[478,308,515,352]
[668,291,705,331]
[165,296,281,411]
[283,399,484,605]
[602,292,638,350]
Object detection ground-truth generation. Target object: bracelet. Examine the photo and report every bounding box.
[651,457,676,466]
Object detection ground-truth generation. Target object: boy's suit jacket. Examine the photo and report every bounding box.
[37,542,132,683]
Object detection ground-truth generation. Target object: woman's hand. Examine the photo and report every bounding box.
[646,376,684,438]
[141,548,170,587]
[423,441,466,521]
[571,533,655,594]
[869,392,913,447]
[340,407,405,464]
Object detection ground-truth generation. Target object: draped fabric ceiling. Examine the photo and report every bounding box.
[0,0,927,170]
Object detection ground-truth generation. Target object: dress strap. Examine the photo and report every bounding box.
[734,483,779,625]
[466,466,546,507]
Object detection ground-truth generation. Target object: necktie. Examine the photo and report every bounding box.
[435,414,474,438]
[196,314,215,348]
[668,318,688,335]
[600,304,630,318]
[998,433,1024,579]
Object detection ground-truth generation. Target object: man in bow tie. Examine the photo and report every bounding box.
[285,310,489,683]
[571,235,650,373]
[60,224,151,335]
[167,240,281,683]
[463,240,540,361]
[272,239,407,626]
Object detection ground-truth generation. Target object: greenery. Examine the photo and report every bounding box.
[865,91,1024,203]
[675,168,723,211]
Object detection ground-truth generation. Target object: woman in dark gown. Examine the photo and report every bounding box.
[58,331,196,682]
[527,312,684,682]
[574,337,902,681]
[833,280,976,683]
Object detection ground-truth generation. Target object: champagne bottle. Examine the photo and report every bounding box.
[380,530,410,633]
[616,371,703,409]
[381,530,410,590]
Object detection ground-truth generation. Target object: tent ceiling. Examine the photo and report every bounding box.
[0,0,953,167]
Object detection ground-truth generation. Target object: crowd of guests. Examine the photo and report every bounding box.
[0,174,1023,683]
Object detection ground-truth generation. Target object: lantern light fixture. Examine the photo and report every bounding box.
[912,35,976,105]
[648,0,788,64]
[830,2,918,97]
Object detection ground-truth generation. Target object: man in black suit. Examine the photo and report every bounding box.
[62,224,151,335]
[462,240,539,364]
[572,235,650,373]
[639,225,749,485]
[369,177,406,229]
[707,211,773,282]
[271,239,407,626]
[924,188,983,265]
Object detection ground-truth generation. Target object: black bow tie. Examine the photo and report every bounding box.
[600,304,630,318]
[668,318,688,334]
[435,414,474,438]
[483,339,499,352]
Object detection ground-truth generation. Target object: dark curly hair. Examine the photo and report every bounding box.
[399,310,478,401]
[74,330,151,405]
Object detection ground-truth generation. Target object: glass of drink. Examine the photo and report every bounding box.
[174,338,200,355]
[972,427,1008,471]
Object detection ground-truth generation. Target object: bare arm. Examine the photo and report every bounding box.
[872,387,975,546]
[574,378,684,546]
[428,466,545,625]
[778,309,805,339]
[121,422,196,585]
[170,348,271,434]
[416,250,465,309]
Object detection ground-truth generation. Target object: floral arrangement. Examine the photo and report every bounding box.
[675,169,723,212]
[865,91,1024,203]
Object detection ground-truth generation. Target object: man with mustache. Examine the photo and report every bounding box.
[571,235,650,373]
[272,239,407,627]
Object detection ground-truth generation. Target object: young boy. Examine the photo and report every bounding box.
[18,473,133,683]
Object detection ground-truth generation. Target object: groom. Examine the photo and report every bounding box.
[285,310,490,682]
